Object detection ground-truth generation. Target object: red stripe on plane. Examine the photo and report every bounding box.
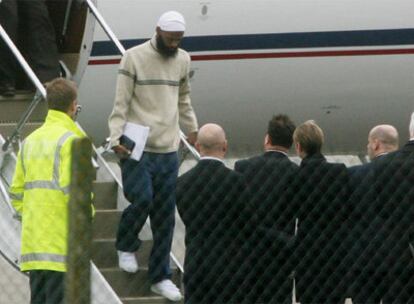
[88,48,414,65]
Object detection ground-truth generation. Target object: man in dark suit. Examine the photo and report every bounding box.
[348,124,399,187]
[234,114,298,304]
[176,123,251,304]
[292,120,350,304]
[347,120,414,304]
[346,125,399,303]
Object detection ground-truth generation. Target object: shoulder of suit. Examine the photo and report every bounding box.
[234,158,246,170]
[348,163,369,175]
[348,163,361,173]
[333,162,348,171]
[235,155,260,170]
[242,154,266,163]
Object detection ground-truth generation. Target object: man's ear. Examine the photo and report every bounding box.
[373,139,381,152]
[264,134,270,146]
[195,142,201,153]
[223,140,228,153]
[295,142,301,154]
[156,26,161,36]
[68,99,77,118]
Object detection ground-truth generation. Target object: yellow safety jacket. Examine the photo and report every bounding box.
[9,109,86,272]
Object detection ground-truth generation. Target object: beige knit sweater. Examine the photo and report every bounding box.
[108,35,198,153]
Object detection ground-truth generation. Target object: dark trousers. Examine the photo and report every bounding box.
[116,152,178,284]
[237,242,294,304]
[29,270,64,304]
[0,0,59,86]
[350,266,414,304]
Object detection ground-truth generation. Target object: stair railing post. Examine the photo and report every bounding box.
[66,137,93,304]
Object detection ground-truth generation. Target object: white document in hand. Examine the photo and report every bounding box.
[123,122,150,161]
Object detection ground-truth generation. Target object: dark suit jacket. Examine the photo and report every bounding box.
[177,159,251,304]
[234,151,299,303]
[346,154,387,264]
[348,143,414,303]
[348,162,371,190]
[348,154,389,192]
[235,151,299,233]
[292,153,350,304]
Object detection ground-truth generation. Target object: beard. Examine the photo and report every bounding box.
[156,35,179,58]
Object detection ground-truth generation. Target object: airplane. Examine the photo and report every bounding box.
[2,0,413,156]
[1,1,413,303]
[75,0,414,157]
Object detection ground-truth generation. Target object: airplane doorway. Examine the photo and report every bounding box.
[1,0,92,91]
[46,0,89,80]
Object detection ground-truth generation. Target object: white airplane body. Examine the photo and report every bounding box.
[1,2,414,302]
[71,0,414,155]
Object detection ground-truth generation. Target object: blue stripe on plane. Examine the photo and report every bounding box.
[91,28,414,57]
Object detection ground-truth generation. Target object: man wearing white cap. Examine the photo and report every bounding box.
[108,10,198,301]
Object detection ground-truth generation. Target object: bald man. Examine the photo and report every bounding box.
[349,124,399,188]
[176,124,251,304]
[366,124,399,160]
[349,117,414,304]
[345,123,413,303]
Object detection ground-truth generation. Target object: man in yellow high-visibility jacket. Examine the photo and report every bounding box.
[9,78,85,304]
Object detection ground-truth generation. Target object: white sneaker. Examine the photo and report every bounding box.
[150,279,182,301]
[117,251,138,273]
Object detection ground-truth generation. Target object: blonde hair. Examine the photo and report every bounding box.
[293,120,324,155]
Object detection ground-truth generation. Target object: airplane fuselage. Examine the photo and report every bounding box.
[78,0,414,155]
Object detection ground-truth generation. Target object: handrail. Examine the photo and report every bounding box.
[61,0,74,40]
[84,0,200,161]
[180,131,200,160]
[0,177,16,215]
[0,136,20,218]
[85,0,125,54]
[0,25,47,152]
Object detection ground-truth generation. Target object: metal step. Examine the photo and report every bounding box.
[93,209,121,239]
[93,181,118,210]
[0,92,47,122]
[91,163,184,303]
[100,267,182,298]
[122,296,183,304]
[0,122,43,140]
[92,239,152,269]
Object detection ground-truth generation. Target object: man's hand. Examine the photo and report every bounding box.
[112,145,131,159]
[186,131,198,145]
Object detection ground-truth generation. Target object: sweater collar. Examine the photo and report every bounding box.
[150,34,159,51]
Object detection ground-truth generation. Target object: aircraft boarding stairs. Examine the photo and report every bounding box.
[0,94,185,304]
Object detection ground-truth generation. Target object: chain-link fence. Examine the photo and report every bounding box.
[1,139,414,304]
[175,151,414,304]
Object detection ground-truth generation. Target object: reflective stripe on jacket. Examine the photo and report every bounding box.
[10,110,85,272]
